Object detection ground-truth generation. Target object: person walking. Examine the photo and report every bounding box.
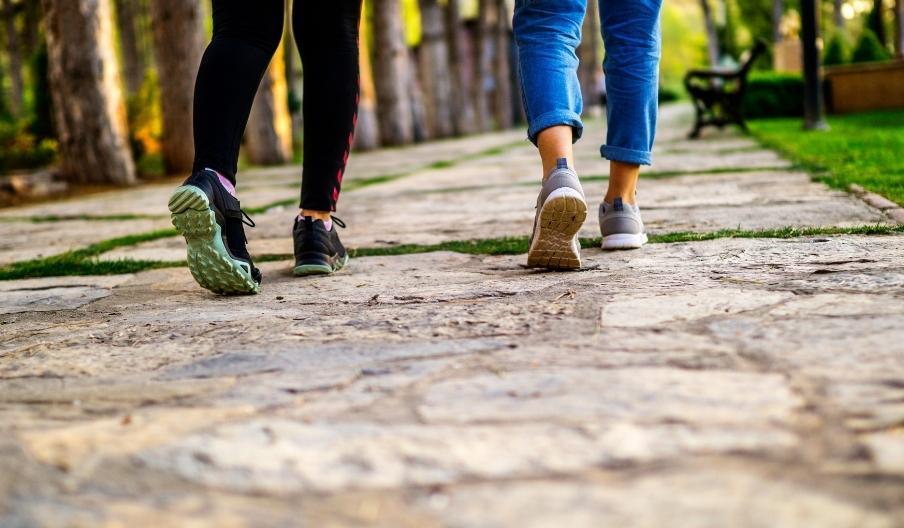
[168,0,360,295]
[516,0,663,270]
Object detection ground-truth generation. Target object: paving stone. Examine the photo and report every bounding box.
[0,275,133,314]
[1,104,902,525]
[418,367,802,425]
[422,471,895,528]
[140,420,796,495]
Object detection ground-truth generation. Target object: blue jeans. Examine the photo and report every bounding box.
[513,0,663,165]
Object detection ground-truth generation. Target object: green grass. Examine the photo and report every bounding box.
[3,224,902,281]
[749,110,904,206]
[0,229,179,281]
[0,213,161,223]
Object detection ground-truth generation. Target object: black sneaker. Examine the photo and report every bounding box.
[293,216,349,276]
[168,169,262,294]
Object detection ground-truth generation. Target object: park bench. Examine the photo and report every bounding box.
[684,40,768,139]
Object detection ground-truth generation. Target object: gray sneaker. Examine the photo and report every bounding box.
[527,158,587,270]
[599,197,648,250]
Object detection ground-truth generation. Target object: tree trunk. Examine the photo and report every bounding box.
[444,0,477,135]
[417,0,455,139]
[22,0,41,57]
[114,0,146,94]
[895,0,904,58]
[578,0,601,112]
[472,0,491,131]
[772,0,783,44]
[2,0,24,116]
[407,49,428,142]
[245,42,293,165]
[149,0,204,174]
[491,0,513,129]
[42,0,136,184]
[373,0,414,146]
[700,0,720,66]
[871,0,887,47]
[833,0,844,29]
[354,6,380,150]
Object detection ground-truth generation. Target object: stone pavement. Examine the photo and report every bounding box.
[1,105,903,527]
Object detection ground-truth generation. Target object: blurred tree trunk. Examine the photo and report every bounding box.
[491,0,512,129]
[22,0,41,57]
[895,0,903,57]
[870,0,887,47]
[42,0,136,184]
[472,0,491,131]
[832,0,844,29]
[373,0,414,145]
[700,0,719,66]
[407,49,428,142]
[114,0,147,94]
[772,0,783,44]
[245,42,293,165]
[149,0,204,174]
[417,0,454,139]
[354,6,381,150]
[578,0,601,112]
[444,0,477,135]
[2,0,24,116]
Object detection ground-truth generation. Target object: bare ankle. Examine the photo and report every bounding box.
[299,209,331,221]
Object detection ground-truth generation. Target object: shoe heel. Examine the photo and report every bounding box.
[527,189,587,270]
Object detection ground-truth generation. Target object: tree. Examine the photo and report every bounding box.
[895,0,903,57]
[833,0,844,29]
[472,0,492,131]
[373,0,414,145]
[244,42,293,165]
[41,0,136,184]
[354,5,381,150]
[490,0,513,129]
[772,0,783,44]
[2,0,25,116]
[114,0,150,95]
[578,0,602,111]
[867,0,887,49]
[443,0,477,135]
[417,0,455,139]
[149,0,204,174]
[700,0,720,66]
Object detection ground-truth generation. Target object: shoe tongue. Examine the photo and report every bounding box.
[613,197,624,211]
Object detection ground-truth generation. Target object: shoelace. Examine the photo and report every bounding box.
[240,209,255,228]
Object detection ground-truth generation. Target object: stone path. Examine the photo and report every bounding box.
[1,105,903,527]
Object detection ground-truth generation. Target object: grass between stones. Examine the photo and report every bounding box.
[749,110,904,206]
[2,224,901,281]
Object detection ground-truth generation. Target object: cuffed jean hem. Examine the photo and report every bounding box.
[600,145,652,166]
[527,110,584,146]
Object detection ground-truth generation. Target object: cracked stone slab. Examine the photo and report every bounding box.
[420,470,896,528]
[0,275,133,314]
[418,367,802,425]
[139,420,796,495]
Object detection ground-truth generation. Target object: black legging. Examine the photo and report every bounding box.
[192,0,362,212]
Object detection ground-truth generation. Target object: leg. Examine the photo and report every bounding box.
[514,0,586,179]
[172,0,284,295]
[294,0,363,219]
[192,0,284,183]
[599,0,663,204]
[514,0,589,270]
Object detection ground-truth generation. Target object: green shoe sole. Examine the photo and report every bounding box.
[168,186,260,295]
[293,253,349,277]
